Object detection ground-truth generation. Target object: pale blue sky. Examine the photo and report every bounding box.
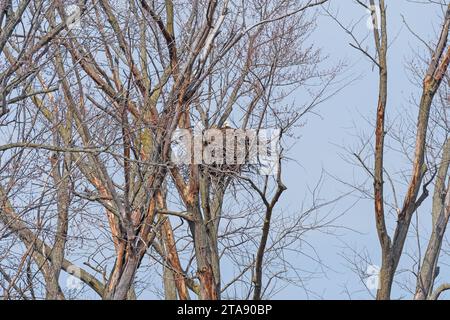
[35,0,450,300]
[279,0,448,299]
[2,0,448,300]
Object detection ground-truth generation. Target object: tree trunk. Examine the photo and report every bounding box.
[189,204,219,300]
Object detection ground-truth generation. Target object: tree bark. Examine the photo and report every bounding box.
[415,138,450,300]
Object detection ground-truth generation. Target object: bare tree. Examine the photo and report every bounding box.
[0,0,89,118]
[1,0,337,301]
[327,0,450,300]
